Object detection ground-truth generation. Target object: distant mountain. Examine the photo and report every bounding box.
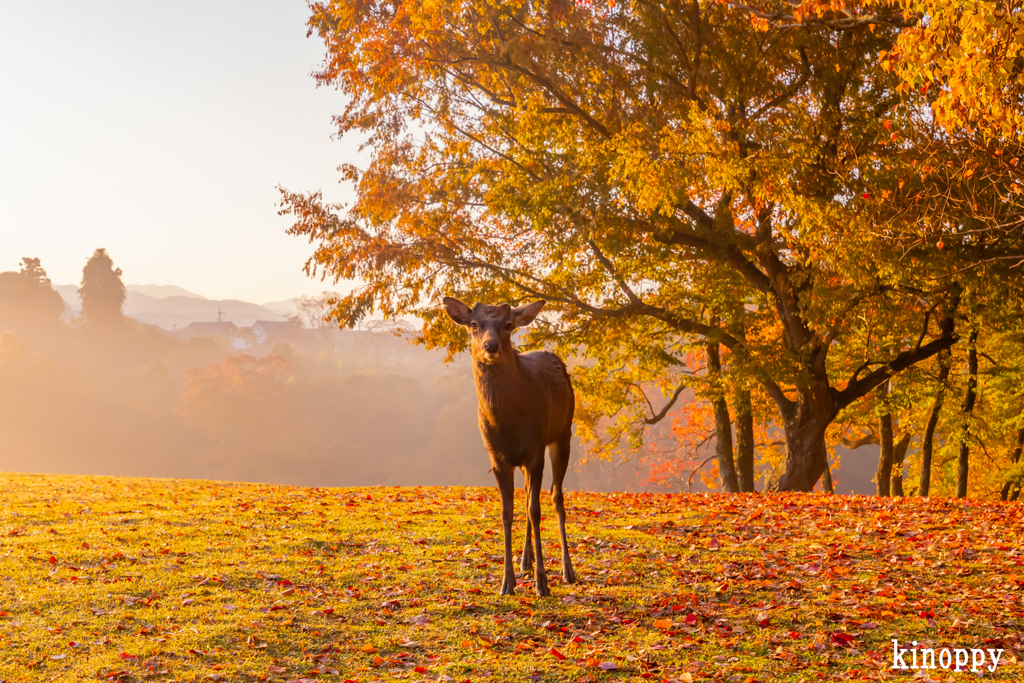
[54,285,80,309]
[127,284,207,300]
[260,298,302,318]
[53,284,287,330]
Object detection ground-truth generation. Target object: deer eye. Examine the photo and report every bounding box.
[469,322,478,331]
[504,322,513,331]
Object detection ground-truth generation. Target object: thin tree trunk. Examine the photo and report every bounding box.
[706,343,739,493]
[821,459,834,494]
[919,349,951,497]
[891,433,911,497]
[1000,427,1024,501]
[877,382,893,497]
[957,327,979,499]
[734,389,755,492]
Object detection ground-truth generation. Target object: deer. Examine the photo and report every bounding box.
[443,297,576,596]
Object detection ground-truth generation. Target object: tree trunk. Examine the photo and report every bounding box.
[891,433,911,497]
[1000,428,1024,501]
[821,459,834,494]
[919,349,951,497]
[706,343,739,493]
[767,382,836,492]
[734,389,755,492]
[877,382,893,497]
[957,327,979,499]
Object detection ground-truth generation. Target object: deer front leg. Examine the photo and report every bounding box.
[525,463,549,597]
[494,464,517,596]
[520,472,533,571]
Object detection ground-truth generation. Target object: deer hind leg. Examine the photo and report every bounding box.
[525,461,549,597]
[493,464,517,596]
[520,468,534,571]
[550,431,576,584]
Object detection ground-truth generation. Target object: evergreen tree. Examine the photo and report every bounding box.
[78,249,125,328]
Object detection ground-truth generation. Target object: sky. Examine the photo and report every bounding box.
[0,1,359,303]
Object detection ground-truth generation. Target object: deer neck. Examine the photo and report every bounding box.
[472,352,522,419]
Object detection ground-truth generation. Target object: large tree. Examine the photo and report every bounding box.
[0,258,65,330]
[284,0,961,490]
[79,249,126,329]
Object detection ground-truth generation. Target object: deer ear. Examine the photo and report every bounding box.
[512,300,546,328]
[442,297,472,326]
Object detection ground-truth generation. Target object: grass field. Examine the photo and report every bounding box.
[0,473,1021,682]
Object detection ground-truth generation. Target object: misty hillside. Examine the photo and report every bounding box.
[54,284,292,329]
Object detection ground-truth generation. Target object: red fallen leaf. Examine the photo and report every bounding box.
[118,652,138,660]
[684,613,699,625]
[277,579,293,587]
[413,665,429,673]
[80,542,89,549]
[756,613,771,627]
[48,556,57,564]
[549,647,566,660]
[830,632,855,646]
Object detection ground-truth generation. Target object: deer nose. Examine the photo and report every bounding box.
[484,340,499,354]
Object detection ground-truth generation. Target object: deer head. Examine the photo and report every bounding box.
[442,297,545,364]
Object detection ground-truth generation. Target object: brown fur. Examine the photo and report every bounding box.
[443,297,576,596]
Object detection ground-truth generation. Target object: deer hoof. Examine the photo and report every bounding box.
[520,555,533,572]
[500,576,516,596]
[563,565,576,584]
[535,576,550,597]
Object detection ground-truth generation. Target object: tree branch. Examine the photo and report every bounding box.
[641,381,688,425]
[838,335,960,410]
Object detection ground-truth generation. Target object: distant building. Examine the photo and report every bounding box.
[181,321,246,349]
[182,321,241,338]
[251,320,302,344]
